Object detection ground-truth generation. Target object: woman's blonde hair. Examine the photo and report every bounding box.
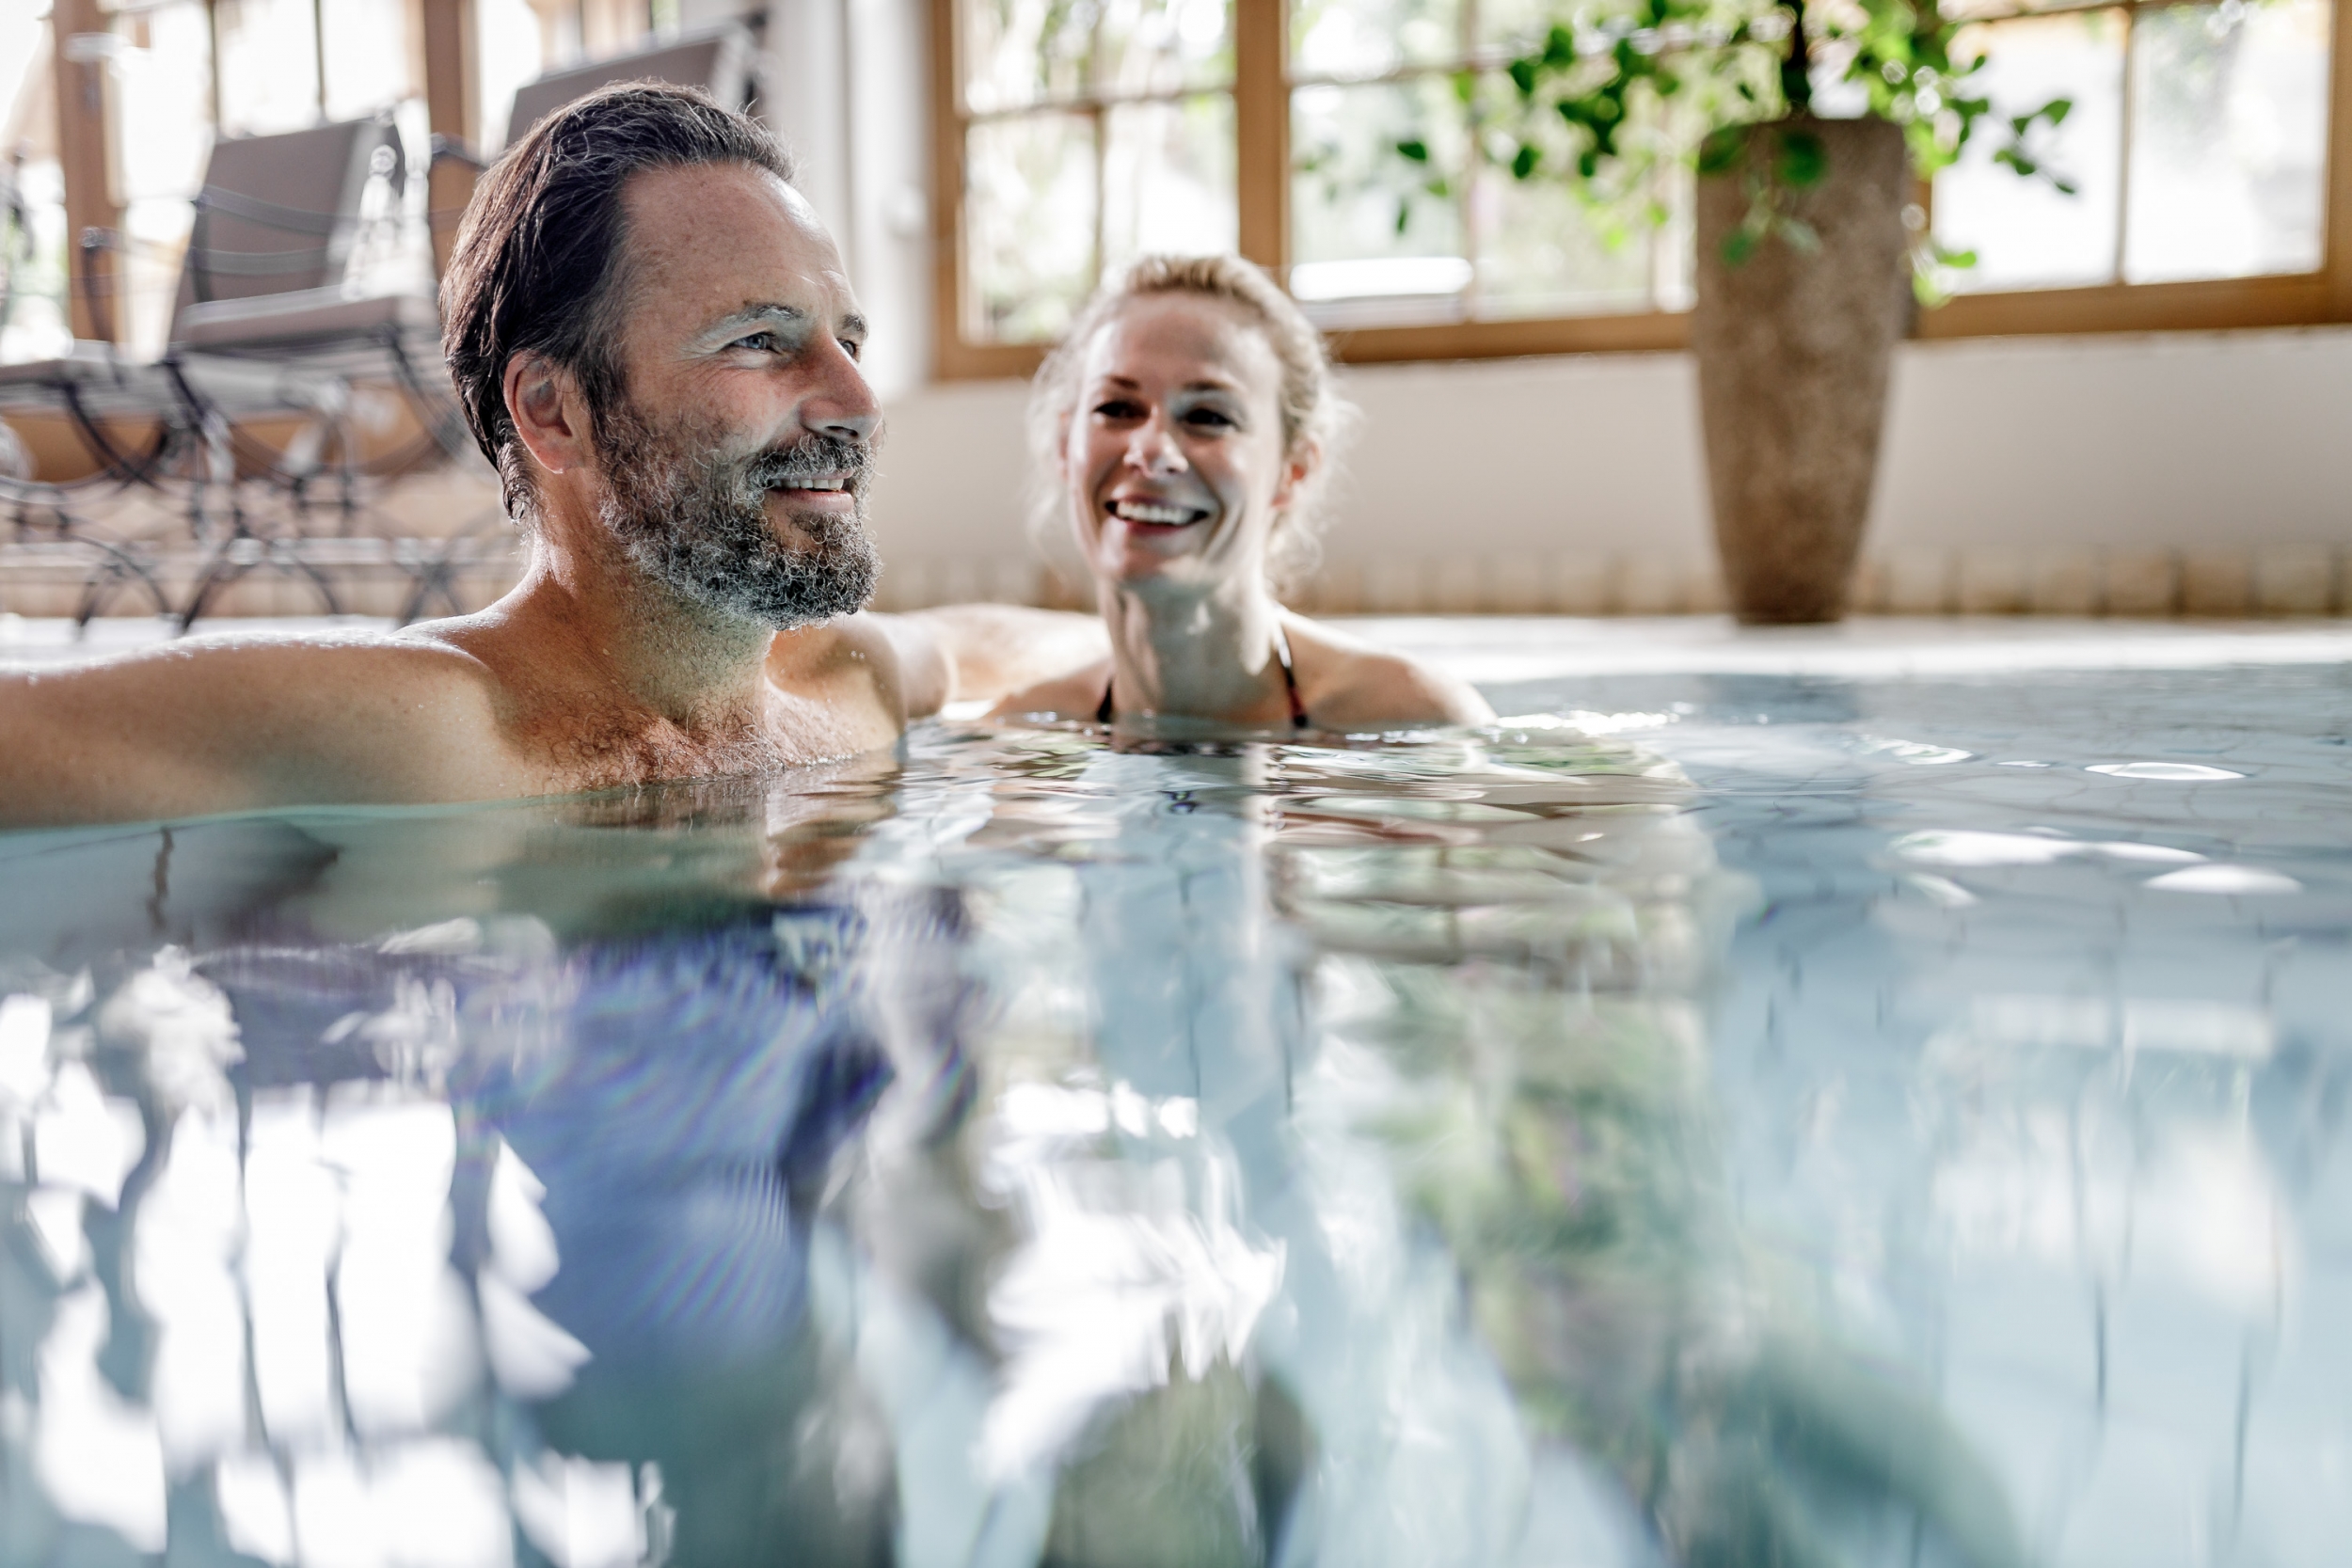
[1027,254,1355,592]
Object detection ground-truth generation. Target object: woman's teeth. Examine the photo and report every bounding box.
[1109,499,1203,525]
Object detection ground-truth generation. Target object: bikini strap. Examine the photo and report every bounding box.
[1271,623,1310,730]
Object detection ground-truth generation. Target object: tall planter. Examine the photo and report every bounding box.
[1692,116,1912,625]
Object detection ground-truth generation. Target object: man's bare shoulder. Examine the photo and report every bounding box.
[1288,616,1495,728]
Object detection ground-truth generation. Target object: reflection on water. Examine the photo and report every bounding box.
[2,666,2346,1567]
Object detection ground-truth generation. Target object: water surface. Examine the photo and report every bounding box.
[2,660,2346,1568]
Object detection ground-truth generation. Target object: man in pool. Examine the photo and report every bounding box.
[0,85,1098,831]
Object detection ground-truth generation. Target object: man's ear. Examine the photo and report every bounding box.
[503,352,591,479]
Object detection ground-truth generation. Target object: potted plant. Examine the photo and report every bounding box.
[1401,0,2070,623]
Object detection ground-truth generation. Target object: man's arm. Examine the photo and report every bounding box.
[0,639,503,829]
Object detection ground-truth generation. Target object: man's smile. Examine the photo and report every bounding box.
[777,472,857,511]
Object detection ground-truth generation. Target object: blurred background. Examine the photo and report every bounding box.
[0,0,2346,624]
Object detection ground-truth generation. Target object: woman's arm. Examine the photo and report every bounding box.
[882,606,1108,716]
[768,607,1109,722]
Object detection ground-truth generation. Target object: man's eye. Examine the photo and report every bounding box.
[840,339,863,362]
[1184,407,1236,429]
[733,331,782,353]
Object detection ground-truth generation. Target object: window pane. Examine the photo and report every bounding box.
[1095,0,1234,99]
[1102,96,1238,276]
[1462,70,1689,318]
[1290,78,1468,321]
[322,0,417,121]
[2123,0,2328,283]
[1471,167,1658,319]
[2,158,72,364]
[965,111,1100,342]
[1935,10,2127,292]
[114,3,217,356]
[1937,0,2041,20]
[1291,0,1463,82]
[964,0,1232,114]
[1473,0,1564,56]
[478,0,549,153]
[215,0,323,135]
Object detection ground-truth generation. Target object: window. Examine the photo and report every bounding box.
[1935,0,2328,286]
[934,0,1248,373]
[933,0,2352,374]
[1285,0,1692,325]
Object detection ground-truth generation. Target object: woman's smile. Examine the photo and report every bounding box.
[1104,494,1214,530]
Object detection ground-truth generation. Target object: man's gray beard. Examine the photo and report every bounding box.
[593,399,878,629]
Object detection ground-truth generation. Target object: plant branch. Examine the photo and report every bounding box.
[1780,0,1812,117]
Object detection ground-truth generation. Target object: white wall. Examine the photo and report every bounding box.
[864,327,2352,614]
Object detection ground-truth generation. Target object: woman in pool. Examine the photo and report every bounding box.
[992,255,1494,730]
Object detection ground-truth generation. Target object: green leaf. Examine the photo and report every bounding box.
[1395,198,1412,234]
[1776,129,1829,188]
[2044,96,2073,125]
[1510,57,1538,94]
[1512,145,1541,180]
[1543,24,1577,66]
[2053,177,2078,196]
[1720,229,1758,266]
[1397,138,1430,163]
[1697,126,1744,176]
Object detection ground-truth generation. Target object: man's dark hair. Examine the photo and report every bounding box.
[440,82,797,520]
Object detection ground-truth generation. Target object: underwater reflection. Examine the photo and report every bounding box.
[0,720,2034,1567]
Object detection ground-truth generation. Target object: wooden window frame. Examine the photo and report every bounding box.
[933,0,2352,378]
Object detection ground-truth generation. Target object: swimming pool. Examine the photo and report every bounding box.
[1,624,2345,1568]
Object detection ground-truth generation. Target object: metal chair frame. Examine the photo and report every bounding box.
[0,115,512,634]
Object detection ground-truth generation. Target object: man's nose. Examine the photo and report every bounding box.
[800,334,881,445]
[1124,412,1185,474]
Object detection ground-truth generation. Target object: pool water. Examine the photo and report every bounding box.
[0,655,2346,1568]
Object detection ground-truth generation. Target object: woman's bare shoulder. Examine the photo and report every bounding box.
[986,657,1113,721]
[1285,615,1494,728]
